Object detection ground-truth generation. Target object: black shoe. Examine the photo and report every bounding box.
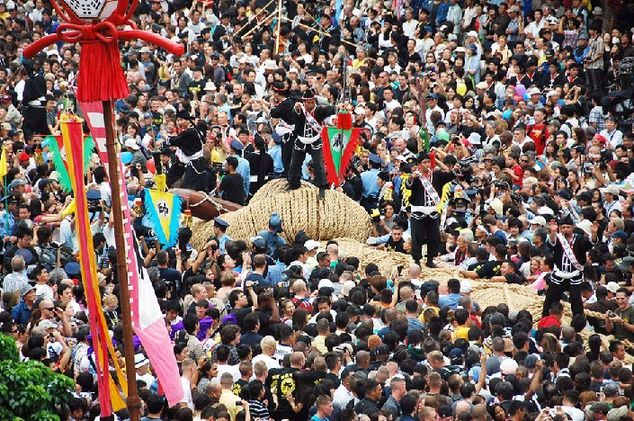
[426,261,438,268]
[286,181,300,191]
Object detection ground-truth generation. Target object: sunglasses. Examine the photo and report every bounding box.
[44,307,55,311]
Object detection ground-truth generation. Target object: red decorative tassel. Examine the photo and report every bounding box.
[77,41,129,102]
[336,111,353,130]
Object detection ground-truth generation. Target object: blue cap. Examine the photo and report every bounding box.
[369,154,382,165]
[214,217,229,229]
[65,261,81,276]
[272,132,282,144]
[612,230,628,241]
[230,139,244,151]
[269,213,283,233]
[87,189,101,201]
[251,235,267,250]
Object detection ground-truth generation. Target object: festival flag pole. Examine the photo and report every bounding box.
[103,99,142,421]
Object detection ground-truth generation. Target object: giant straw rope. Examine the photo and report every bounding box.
[191,179,372,247]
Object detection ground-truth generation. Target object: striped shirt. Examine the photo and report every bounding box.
[248,399,270,421]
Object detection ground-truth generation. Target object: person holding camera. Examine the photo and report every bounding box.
[408,151,455,268]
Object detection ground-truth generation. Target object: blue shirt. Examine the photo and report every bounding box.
[258,230,286,260]
[11,300,32,325]
[266,260,286,286]
[267,145,284,174]
[234,154,251,196]
[218,233,231,253]
[360,168,380,198]
[438,293,461,310]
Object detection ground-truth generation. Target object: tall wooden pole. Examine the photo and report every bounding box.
[103,100,141,421]
[274,0,283,55]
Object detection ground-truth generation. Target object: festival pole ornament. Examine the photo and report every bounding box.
[24,2,185,420]
[22,0,184,102]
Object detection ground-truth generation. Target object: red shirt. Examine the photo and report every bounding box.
[537,314,561,329]
[527,123,549,155]
[512,164,524,187]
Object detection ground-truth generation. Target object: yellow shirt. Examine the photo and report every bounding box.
[454,325,470,341]
[219,388,242,421]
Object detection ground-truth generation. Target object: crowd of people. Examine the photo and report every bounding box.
[1,0,634,419]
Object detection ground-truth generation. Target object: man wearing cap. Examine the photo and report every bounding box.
[165,109,207,187]
[600,185,622,216]
[408,152,456,268]
[270,81,296,175]
[124,136,147,169]
[11,284,36,325]
[258,213,286,260]
[288,89,335,193]
[542,215,593,317]
[213,217,231,253]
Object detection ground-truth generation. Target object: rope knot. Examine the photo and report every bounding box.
[57,21,119,44]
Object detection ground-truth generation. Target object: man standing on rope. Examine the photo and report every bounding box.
[270,81,296,176]
[165,110,206,188]
[542,215,593,317]
[408,151,455,268]
[288,89,335,193]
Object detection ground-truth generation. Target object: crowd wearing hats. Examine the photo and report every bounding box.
[1,0,634,420]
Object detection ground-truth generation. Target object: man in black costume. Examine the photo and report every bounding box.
[288,89,335,191]
[165,110,209,189]
[542,215,593,317]
[408,151,455,268]
[22,56,48,139]
[270,81,296,175]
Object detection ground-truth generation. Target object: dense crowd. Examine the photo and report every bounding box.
[0,0,634,420]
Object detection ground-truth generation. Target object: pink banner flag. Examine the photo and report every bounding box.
[80,102,184,407]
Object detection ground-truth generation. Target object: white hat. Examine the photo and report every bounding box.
[577,220,592,237]
[476,81,488,90]
[304,239,320,251]
[455,46,466,53]
[460,280,472,294]
[238,55,249,64]
[134,353,149,368]
[600,185,620,196]
[318,279,335,290]
[530,216,547,227]
[467,30,478,38]
[606,282,620,294]
[538,206,554,216]
[139,46,152,54]
[354,106,365,115]
[500,358,519,375]
[124,138,140,150]
[341,280,356,297]
[288,67,299,74]
[263,59,278,70]
[546,90,559,98]
[528,87,541,96]
[204,81,216,91]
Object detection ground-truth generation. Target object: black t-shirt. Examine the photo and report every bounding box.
[219,173,246,205]
[476,260,502,279]
[158,267,181,297]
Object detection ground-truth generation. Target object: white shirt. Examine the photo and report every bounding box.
[599,128,623,148]
[402,19,419,38]
[333,383,355,410]
[251,353,280,371]
[180,377,194,410]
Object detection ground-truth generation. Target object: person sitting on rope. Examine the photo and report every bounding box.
[165,109,206,188]
[288,89,335,194]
